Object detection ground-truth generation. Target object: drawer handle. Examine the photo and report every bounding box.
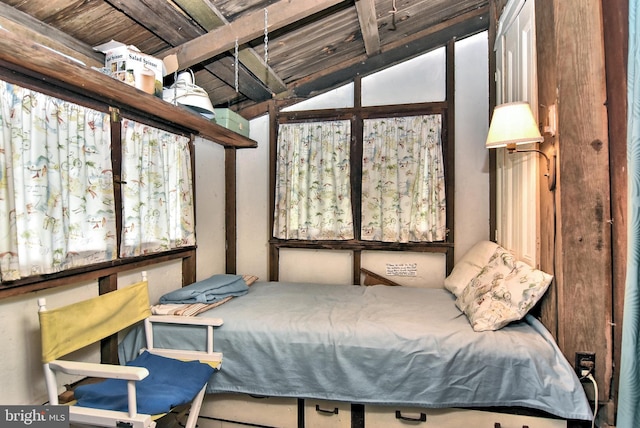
[395,411,426,422]
[315,404,339,415]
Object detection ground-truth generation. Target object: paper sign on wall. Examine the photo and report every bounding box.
[385,263,417,277]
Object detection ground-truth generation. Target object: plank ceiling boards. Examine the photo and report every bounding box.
[0,0,489,117]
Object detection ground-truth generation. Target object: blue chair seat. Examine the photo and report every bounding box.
[74,351,215,415]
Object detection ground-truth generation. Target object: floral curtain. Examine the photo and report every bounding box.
[120,119,195,257]
[273,120,353,240]
[618,0,640,425]
[0,80,116,281]
[361,115,446,242]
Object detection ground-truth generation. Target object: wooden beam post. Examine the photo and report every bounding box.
[537,0,613,403]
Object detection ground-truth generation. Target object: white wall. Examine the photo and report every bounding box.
[454,32,491,263]
[237,32,490,285]
[0,31,489,406]
[194,136,227,280]
[0,261,183,405]
[236,116,271,281]
[0,137,226,406]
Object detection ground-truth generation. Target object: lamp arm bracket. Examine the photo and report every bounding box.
[507,148,557,191]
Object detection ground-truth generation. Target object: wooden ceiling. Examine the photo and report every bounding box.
[0,0,488,118]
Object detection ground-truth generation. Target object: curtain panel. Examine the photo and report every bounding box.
[361,115,446,242]
[618,0,640,425]
[120,119,195,257]
[273,120,353,240]
[0,80,116,281]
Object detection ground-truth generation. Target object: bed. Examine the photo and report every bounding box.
[118,242,593,427]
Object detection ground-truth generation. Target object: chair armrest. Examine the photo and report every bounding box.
[148,349,223,369]
[48,360,149,381]
[144,315,223,359]
[148,315,224,327]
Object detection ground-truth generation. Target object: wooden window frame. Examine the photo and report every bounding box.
[268,40,456,283]
[0,69,198,299]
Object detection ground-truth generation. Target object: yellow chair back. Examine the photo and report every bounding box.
[39,281,151,363]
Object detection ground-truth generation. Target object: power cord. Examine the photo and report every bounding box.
[580,368,598,428]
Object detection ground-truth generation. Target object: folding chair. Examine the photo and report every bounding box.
[38,273,223,428]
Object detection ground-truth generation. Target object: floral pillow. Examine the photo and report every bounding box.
[456,247,553,332]
[444,240,500,296]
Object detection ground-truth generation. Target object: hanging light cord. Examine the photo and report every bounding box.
[264,8,269,64]
[390,0,397,31]
[234,38,239,93]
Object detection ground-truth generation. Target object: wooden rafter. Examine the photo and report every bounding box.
[354,0,380,56]
[103,0,274,101]
[172,0,286,94]
[162,0,346,71]
[0,2,103,68]
[239,5,489,118]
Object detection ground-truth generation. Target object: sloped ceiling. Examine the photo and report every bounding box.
[0,0,488,118]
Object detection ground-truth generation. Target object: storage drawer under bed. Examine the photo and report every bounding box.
[364,405,567,428]
[198,393,298,428]
[304,399,351,428]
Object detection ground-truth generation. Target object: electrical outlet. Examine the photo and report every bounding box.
[575,352,596,376]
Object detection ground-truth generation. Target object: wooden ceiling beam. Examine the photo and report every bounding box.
[238,5,489,118]
[105,0,275,101]
[103,0,203,45]
[288,6,489,98]
[0,2,103,68]
[355,0,381,56]
[173,0,286,95]
[163,0,347,70]
[203,57,273,102]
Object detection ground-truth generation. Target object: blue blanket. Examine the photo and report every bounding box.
[121,282,592,421]
[159,274,249,304]
[74,351,215,415]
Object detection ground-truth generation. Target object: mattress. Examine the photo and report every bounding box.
[119,281,592,421]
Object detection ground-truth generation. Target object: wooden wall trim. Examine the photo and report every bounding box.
[445,38,456,249]
[225,148,238,274]
[602,0,629,414]
[535,0,561,341]
[99,275,119,364]
[549,0,612,403]
[268,101,279,281]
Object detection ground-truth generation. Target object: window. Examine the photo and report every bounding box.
[0,80,116,281]
[0,79,196,284]
[273,113,446,244]
[361,115,446,242]
[120,118,195,256]
[273,120,353,240]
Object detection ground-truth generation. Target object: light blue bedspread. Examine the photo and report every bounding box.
[120,282,592,421]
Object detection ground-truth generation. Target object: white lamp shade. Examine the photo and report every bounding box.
[485,102,543,149]
[163,70,215,119]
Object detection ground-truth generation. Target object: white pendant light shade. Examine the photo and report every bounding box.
[163,70,215,119]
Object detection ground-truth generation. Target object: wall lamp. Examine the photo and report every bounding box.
[485,101,556,191]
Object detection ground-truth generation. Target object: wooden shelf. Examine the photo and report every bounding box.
[0,27,257,149]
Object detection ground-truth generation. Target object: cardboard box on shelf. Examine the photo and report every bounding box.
[214,108,250,137]
[94,41,167,97]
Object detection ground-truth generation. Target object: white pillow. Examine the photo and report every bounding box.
[456,247,553,332]
[444,241,500,296]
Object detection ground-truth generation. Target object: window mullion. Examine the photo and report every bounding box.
[110,107,124,257]
[351,114,363,241]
